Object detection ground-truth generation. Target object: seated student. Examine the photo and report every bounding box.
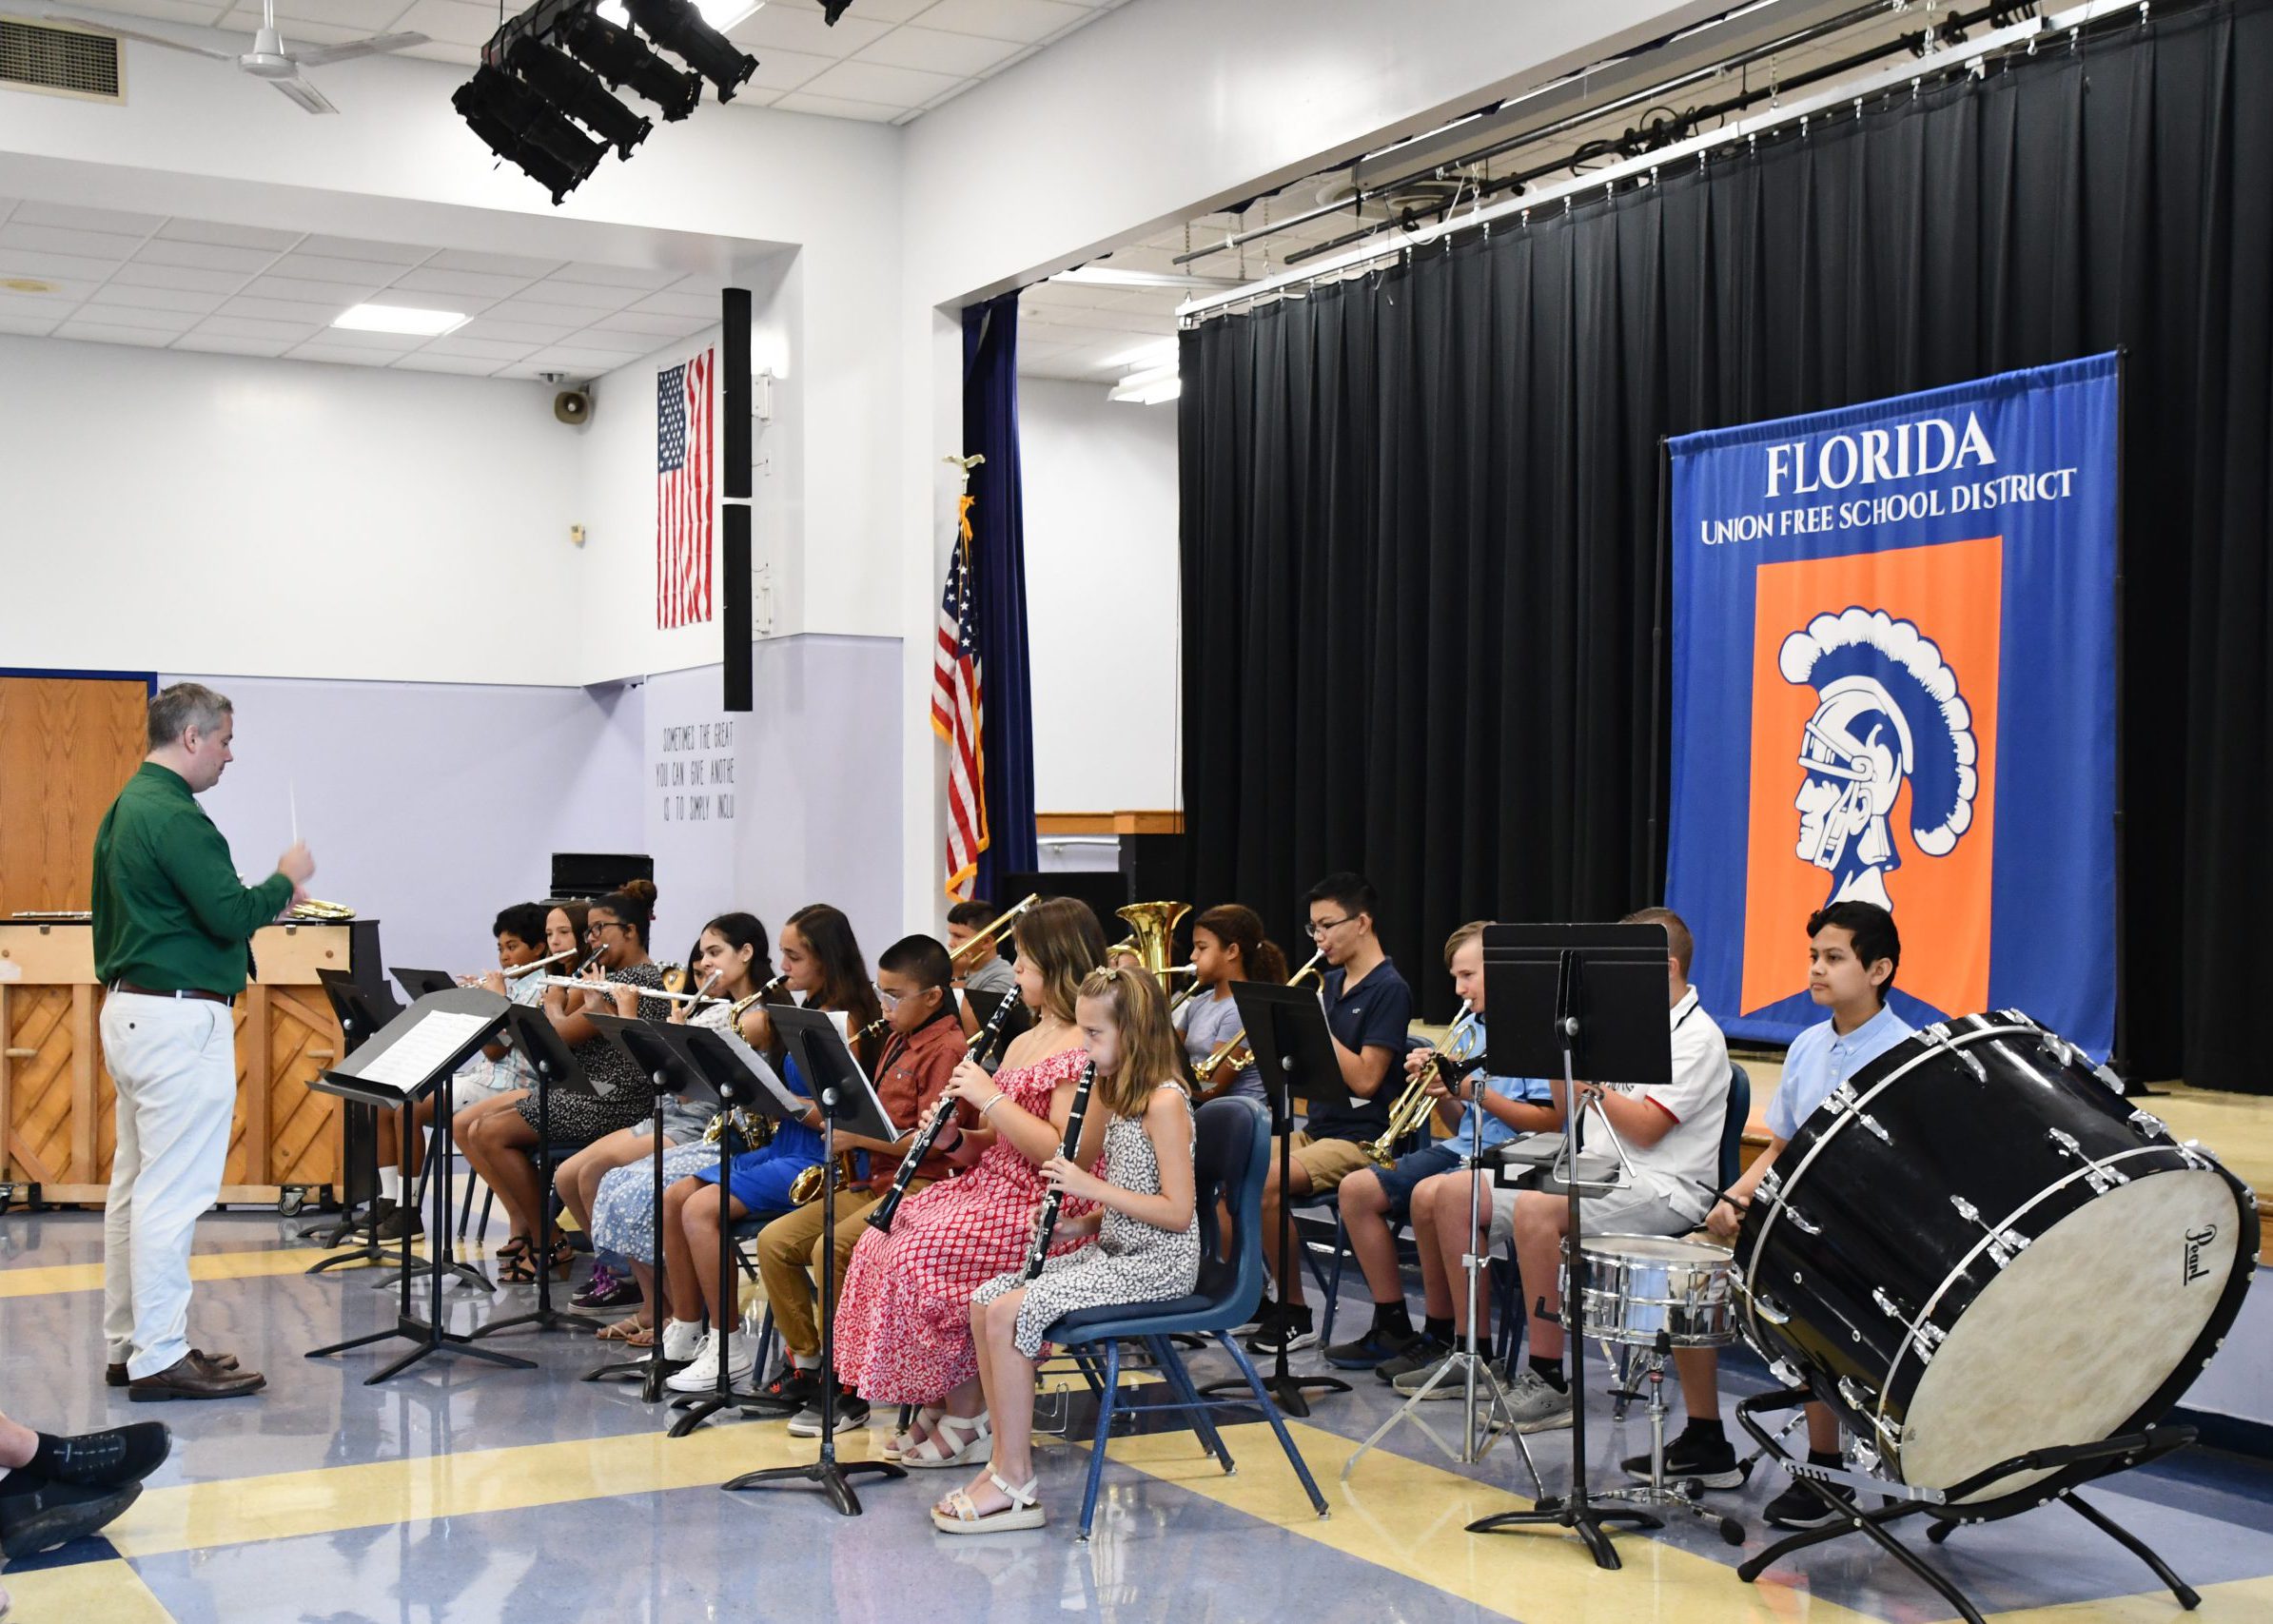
[1496,907,1732,1434]
[366,901,555,1241]
[948,897,1020,1040]
[1327,920,1561,1372]
[753,933,966,1436]
[1246,872,1414,1357]
[1175,904,1288,1105]
[1662,900,1911,1529]
[662,904,883,1393]
[934,967,1198,1535]
[578,912,773,1339]
[460,883,670,1283]
[832,897,1107,1469]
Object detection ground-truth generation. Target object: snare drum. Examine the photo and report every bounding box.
[1735,1011,2258,1507]
[1565,1234,1736,1348]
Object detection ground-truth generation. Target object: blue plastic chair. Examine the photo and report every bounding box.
[1046,1097,1333,1541]
[1720,1062,1753,1194]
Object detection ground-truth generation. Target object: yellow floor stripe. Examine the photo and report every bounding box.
[0,1246,377,1301]
[1977,1575,2273,1623]
[0,1557,177,1623]
[1104,1420,1881,1624]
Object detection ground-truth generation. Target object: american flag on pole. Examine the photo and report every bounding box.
[932,492,988,897]
[656,347,714,629]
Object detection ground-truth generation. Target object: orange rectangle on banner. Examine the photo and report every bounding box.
[1738,536,2001,1022]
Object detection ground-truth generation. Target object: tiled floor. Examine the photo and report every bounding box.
[2,1207,2268,1623]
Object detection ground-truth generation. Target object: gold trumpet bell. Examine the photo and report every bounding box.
[1112,901,1191,987]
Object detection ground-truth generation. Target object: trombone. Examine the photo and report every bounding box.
[1362,1000,1484,1167]
[1189,949,1327,1083]
[950,892,1038,974]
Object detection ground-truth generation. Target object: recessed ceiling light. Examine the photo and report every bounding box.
[3,278,59,295]
[598,0,761,28]
[333,303,469,337]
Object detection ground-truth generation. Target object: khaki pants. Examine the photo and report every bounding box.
[754,1180,931,1359]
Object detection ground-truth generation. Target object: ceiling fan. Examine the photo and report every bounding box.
[43,1,428,114]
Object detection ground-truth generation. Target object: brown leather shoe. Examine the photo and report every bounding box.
[127,1354,265,1401]
[107,1349,240,1388]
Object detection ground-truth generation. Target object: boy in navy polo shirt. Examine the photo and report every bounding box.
[1246,873,1413,1356]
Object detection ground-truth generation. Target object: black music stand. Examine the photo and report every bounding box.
[376,967,500,1294]
[723,1007,907,1516]
[471,1003,610,1340]
[1465,924,1673,1570]
[304,988,537,1385]
[663,1024,807,1437]
[391,969,460,1000]
[582,1013,719,1399]
[306,969,405,1273]
[1195,980,1354,1417]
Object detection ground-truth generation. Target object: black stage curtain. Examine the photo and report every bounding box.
[1179,0,2273,1091]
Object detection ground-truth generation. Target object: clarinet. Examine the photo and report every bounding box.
[1021,1059,1098,1281]
[865,991,1021,1235]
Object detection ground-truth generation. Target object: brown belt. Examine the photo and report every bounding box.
[108,982,233,1006]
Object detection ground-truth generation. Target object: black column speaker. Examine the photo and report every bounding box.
[722,286,752,711]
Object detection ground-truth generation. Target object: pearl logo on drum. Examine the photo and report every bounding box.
[2184,1224,2220,1285]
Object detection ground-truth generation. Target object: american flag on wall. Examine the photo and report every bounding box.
[656,348,714,630]
[932,493,989,897]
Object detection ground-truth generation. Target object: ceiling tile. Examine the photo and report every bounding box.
[797,58,962,106]
[740,47,835,91]
[772,88,900,121]
[628,291,721,319]
[109,260,253,294]
[580,309,710,339]
[87,284,225,315]
[318,325,430,349]
[53,322,174,347]
[914,0,1090,45]
[852,24,1025,76]
[216,11,376,48]
[522,344,646,369]
[269,251,419,284]
[195,314,327,341]
[220,293,353,323]
[8,202,167,237]
[240,273,371,305]
[417,334,538,360]
[423,248,566,278]
[70,301,200,330]
[152,218,302,251]
[386,265,535,300]
[728,7,890,56]
[134,238,288,273]
[455,317,578,343]
[544,263,683,290]
[72,1,232,29]
[293,234,433,264]
[481,298,610,326]
[0,223,144,261]
[287,342,398,365]
[395,0,499,48]
[0,250,128,284]
[0,314,60,337]
[765,0,933,20]
[172,333,297,358]
[225,0,411,33]
[393,352,510,375]
[519,278,640,311]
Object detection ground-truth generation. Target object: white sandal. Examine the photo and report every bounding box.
[900,1409,991,1469]
[931,1471,1044,1534]
[882,1404,944,1462]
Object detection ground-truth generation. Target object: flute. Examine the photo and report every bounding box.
[534,975,720,1004]
[866,989,1022,1235]
[491,949,576,981]
[1022,1059,1098,1281]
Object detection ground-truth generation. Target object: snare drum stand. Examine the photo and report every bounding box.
[1467,955,1661,1569]
[1591,1328,1746,1544]
[1344,1128,1542,1485]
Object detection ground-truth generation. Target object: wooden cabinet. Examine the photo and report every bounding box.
[0,919,370,1204]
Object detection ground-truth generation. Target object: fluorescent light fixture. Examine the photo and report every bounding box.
[1051,265,1244,291]
[332,303,469,337]
[599,0,760,28]
[1108,362,1180,405]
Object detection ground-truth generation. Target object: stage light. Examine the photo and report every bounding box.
[624,0,757,101]
[508,36,651,158]
[559,8,702,121]
[453,64,607,205]
[820,1,852,21]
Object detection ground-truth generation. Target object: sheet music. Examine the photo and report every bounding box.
[358,1011,494,1091]
[712,1028,805,1115]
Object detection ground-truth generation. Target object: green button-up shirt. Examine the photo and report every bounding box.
[92,762,294,996]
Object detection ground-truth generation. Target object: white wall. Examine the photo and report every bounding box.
[1020,378,1180,812]
[1,336,585,684]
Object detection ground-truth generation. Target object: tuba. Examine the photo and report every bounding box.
[1110,901,1192,991]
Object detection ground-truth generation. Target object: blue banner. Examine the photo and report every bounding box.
[1666,356,2119,1055]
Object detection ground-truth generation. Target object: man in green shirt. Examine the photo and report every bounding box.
[92,682,314,1401]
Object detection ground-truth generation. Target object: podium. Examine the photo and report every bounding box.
[304,987,537,1385]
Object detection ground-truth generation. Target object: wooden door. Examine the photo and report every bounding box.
[0,675,149,916]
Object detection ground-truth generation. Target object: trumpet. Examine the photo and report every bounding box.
[1022,1059,1098,1280]
[867,986,1022,1234]
[950,893,1038,973]
[1190,949,1328,1082]
[1362,1000,1484,1167]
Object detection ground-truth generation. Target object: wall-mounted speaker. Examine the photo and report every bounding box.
[553,388,591,424]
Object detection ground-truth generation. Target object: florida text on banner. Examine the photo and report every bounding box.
[1665,355,2120,1056]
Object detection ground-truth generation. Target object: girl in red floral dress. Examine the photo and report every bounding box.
[832,896,1108,1467]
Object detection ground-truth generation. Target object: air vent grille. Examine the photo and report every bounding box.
[0,17,123,103]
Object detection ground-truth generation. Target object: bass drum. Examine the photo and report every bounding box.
[1734,1011,2257,1509]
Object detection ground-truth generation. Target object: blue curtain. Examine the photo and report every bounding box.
[961,292,1037,897]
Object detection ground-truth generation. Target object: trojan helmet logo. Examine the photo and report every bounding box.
[1777,608,1980,912]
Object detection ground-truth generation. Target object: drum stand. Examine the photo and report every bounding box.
[1590,1329,1745,1544]
[1344,1150,1543,1484]
[1734,1386,2202,1624]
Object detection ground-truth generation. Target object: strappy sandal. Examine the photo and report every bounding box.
[901,1409,991,1469]
[498,1241,538,1285]
[547,1237,576,1279]
[883,1404,945,1462]
[596,1317,653,1344]
[931,1471,1044,1535]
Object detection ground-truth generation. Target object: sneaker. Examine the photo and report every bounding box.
[788,1390,871,1438]
[373,1202,424,1241]
[0,1477,143,1559]
[1375,1336,1454,1383]
[1764,1475,1854,1530]
[571,1266,641,1310]
[1497,1366,1576,1433]
[1621,1429,1743,1491]
[660,1319,704,1363]
[1244,1303,1317,1356]
[663,1330,755,1394]
[1323,1322,1417,1370]
[1390,1353,1481,1400]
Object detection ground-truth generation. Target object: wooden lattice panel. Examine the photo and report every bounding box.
[4,985,74,1183]
[265,987,342,1185]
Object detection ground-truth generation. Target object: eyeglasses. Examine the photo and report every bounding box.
[587,921,629,936]
[876,985,904,1009]
[1304,914,1354,940]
